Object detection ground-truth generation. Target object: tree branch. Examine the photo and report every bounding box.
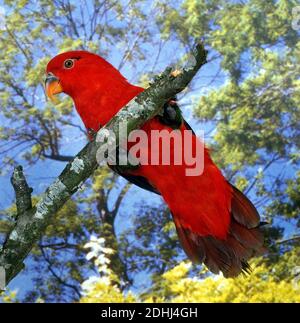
[112,183,131,217]
[0,42,207,287]
[43,153,74,162]
[10,166,33,217]
[39,245,81,299]
[276,235,300,245]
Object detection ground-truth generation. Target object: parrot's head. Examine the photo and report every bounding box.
[45,51,143,130]
[45,50,120,102]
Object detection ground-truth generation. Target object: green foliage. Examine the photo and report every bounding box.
[0,289,19,303]
[79,247,300,303]
[152,260,300,303]
[267,171,300,224]
[119,205,182,277]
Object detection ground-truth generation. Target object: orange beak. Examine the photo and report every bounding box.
[45,72,63,103]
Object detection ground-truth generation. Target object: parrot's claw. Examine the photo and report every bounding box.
[159,97,183,129]
[87,124,103,141]
[87,128,97,141]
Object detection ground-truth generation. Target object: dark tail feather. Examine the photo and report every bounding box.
[173,185,266,278]
[230,185,260,228]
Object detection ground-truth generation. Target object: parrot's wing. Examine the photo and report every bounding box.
[109,118,194,195]
[183,119,195,134]
[109,165,160,195]
[110,99,194,196]
[120,173,160,195]
[111,119,193,196]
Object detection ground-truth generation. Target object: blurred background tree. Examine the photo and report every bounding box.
[0,0,299,302]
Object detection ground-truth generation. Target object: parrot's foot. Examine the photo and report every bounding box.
[159,97,183,129]
[87,128,97,141]
[87,124,103,141]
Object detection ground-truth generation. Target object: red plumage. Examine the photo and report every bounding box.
[46,51,265,277]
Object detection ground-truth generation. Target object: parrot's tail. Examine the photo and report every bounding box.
[173,185,266,277]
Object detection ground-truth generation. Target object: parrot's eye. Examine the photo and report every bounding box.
[63,59,74,69]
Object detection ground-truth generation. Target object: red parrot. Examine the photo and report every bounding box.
[45,51,265,277]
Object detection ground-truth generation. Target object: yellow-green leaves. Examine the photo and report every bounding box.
[79,251,300,303]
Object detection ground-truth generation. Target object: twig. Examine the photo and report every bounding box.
[276,235,300,245]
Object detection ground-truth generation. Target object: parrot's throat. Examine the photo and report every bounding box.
[73,81,143,133]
